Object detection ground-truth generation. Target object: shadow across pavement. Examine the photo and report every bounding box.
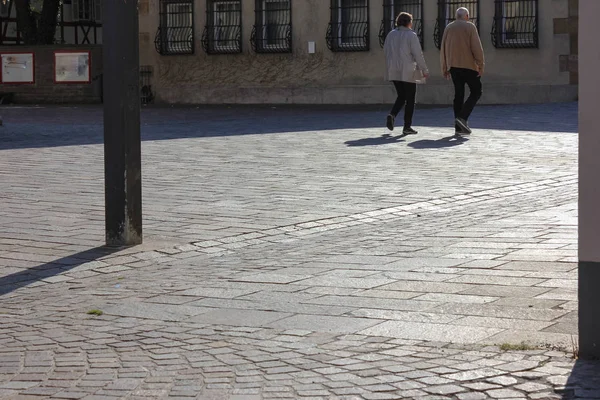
[408,135,469,149]
[561,359,600,399]
[0,246,121,297]
[0,102,578,151]
[345,133,407,147]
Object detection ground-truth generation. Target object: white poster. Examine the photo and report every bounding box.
[55,51,90,83]
[1,53,34,84]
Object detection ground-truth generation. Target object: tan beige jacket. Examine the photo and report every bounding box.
[440,20,485,74]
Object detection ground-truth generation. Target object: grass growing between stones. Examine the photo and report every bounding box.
[571,335,580,360]
[499,342,539,351]
[87,309,103,316]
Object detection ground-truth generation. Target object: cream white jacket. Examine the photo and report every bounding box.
[384,27,429,83]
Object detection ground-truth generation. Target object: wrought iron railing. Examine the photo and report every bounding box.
[379,0,423,48]
[491,0,538,48]
[154,0,194,55]
[433,0,479,49]
[251,0,292,53]
[326,0,370,52]
[202,0,242,54]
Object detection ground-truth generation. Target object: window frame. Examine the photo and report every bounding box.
[154,0,195,56]
[202,0,242,54]
[326,0,370,52]
[379,0,423,48]
[491,0,538,48]
[251,0,292,53]
[433,0,480,49]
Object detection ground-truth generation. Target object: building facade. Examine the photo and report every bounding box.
[0,0,103,46]
[0,1,103,104]
[139,0,578,105]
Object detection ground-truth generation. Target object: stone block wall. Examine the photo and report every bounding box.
[0,45,103,104]
[555,0,578,84]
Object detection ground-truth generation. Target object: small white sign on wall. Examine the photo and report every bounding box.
[54,51,91,84]
[308,41,316,54]
[1,53,34,84]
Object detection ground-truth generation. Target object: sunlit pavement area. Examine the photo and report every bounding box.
[1,103,599,399]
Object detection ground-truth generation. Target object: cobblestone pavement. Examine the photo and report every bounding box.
[1,103,599,399]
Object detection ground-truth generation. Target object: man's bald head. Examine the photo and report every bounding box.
[456,7,469,20]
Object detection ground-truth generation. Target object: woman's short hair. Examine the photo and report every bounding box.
[396,12,413,27]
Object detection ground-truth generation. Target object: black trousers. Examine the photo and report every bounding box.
[390,81,417,128]
[450,67,482,126]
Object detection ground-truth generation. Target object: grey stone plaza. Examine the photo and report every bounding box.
[1,103,599,399]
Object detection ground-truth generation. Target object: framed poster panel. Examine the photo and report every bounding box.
[0,52,35,84]
[54,51,91,84]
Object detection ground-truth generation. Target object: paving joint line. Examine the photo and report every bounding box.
[181,177,575,256]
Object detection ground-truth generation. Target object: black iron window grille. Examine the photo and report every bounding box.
[433,0,479,49]
[202,0,242,54]
[154,0,194,55]
[251,0,292,53]
[326,0,369,52]
[379,0,423,48]
[491,0,538,48]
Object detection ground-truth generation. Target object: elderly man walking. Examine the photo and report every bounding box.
[440,7,485,136]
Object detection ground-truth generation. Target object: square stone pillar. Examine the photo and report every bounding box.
[579,0,600,359]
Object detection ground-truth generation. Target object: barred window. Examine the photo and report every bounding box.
[251,0,292,53]
[433,0,479,49]
[491,0,538,48]
[71,0,102,22]
[202,0,242,54]
[326,0,370,52]
[379,0,423,48]
[154,0,194,55]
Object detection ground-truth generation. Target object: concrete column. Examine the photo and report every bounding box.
[102,0,143,246]
[579,0,600,359]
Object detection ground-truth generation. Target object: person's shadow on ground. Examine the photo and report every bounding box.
[408,135,469,149]
[345,133,407,147]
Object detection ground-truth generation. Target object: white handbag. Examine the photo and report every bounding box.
[413,69,426,84]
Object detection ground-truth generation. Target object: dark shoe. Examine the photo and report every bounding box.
[455,118,472,134]
[386,115,395,131]
[403,127,418,135]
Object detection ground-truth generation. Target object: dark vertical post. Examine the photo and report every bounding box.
[579,0,600,359]
[102,0,142,246]
[60,1,64,44]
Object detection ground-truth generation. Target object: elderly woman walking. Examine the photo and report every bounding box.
[384,12,429,134]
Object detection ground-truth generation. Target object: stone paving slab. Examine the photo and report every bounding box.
[1,103,599,399]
